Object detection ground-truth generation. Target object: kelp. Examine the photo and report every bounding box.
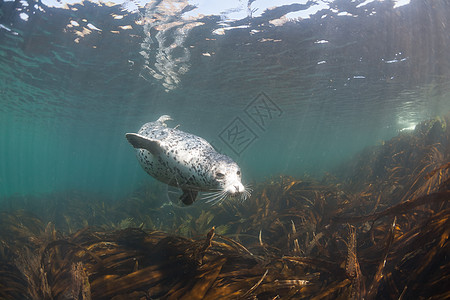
[0,114,449,299]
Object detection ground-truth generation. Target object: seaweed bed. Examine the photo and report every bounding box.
[1,116,449,299]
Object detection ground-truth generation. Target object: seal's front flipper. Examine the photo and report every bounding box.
[180,189,198,205]
[125,133,161,155]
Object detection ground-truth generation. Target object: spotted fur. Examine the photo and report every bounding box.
[126,115,248,205]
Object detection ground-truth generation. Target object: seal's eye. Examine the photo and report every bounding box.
[216,172,225,179]
[237,171,241,176]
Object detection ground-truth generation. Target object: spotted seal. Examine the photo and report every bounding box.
[125,115,250,205]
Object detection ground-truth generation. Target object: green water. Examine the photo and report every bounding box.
[1,0,450,201]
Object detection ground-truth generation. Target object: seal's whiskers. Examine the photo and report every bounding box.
[203,190,228,205]
[202,184,252,205]
[239,184,252,202]
[201,189,222,197]
[202,190,224,200]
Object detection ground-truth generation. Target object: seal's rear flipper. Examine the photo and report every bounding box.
[125,133,161,155]
[180,189,198,205]
[156,115,172,126]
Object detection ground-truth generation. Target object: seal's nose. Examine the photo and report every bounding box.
[226,182,245,195]
[234,183,245,194]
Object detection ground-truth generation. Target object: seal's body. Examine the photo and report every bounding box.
[126,115,249,205]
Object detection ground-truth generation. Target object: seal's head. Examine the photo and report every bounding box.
[204,155,251,204]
